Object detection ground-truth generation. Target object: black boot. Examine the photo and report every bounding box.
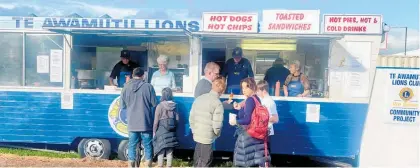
[135,158,141,167]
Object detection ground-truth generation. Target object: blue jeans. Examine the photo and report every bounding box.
[128,131,153,162]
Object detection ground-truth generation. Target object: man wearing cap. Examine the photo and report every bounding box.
[264,58,290,96]
[221,47,254,95]
[109,50,140,88]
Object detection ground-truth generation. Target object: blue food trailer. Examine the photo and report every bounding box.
[0,11,386,166]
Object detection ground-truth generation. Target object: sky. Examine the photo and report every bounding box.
[0,0,418,54]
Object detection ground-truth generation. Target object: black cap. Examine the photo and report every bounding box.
[232,47,243,57]
[120,50,130,58]
[133,68,144,77]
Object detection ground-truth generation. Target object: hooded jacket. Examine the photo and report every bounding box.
[153,101,179,157]
[120,79,157,132]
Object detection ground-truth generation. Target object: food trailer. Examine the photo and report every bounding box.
[0,10,391,166]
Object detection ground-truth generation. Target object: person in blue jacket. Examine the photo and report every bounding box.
[283,60,310,97]
[109,50,139,88]
[221,47,254,95]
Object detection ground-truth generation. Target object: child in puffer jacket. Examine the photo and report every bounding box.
[153,87,179,168]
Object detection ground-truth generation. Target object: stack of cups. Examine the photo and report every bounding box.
[229,113,237,126]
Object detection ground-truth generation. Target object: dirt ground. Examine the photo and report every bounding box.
[0,154,159,167]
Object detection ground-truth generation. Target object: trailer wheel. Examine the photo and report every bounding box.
[77,138,111,159]
[117,140,145,161]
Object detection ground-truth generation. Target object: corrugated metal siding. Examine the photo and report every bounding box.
[0,92,120,144]
[0,90,369,157]
[377,55,420,68]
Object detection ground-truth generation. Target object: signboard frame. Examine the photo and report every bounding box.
[323,14,383,35]
[261,10,321,34]
[201,12,259,33]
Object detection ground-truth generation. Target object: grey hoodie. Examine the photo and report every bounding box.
[153,101,179,135]
[120,79,157,132]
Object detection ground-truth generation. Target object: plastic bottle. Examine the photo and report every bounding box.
[125,75,130,84]
[275,80,280,96]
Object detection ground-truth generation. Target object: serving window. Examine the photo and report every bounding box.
[71,34,190,92]
[201,37,330,97]
[0,32,65,88]
[255,51,281,75]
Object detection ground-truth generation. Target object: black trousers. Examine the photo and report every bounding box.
[267,136,273,166]
[193,142,213,167]
[268,136,272,154]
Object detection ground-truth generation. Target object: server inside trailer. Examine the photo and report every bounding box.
[200,37,330,97]
[70,33,190,92]
[108,50,140,88]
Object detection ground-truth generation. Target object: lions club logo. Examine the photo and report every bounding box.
[108,96,129,137]
[399,87,414,102]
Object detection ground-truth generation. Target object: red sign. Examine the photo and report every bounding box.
[261,10,320,34]
[324,15,382,34]
[202,12,258,33]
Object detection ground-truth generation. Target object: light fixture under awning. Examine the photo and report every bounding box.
[241,39,296,44]
[241,43,296,51]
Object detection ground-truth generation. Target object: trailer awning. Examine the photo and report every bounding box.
[43,27,190,37]
[192,32,344,40]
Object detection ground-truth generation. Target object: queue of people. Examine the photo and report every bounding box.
[119,47,311,168]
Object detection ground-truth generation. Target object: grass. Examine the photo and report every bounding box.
[0,147,80,159]
[171,158,233,167]
[0,147,233,167]
[172,158,192,167]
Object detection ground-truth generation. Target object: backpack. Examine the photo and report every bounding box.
[246,96,270,140]
[162,109,177,132]
[246,96,271,167]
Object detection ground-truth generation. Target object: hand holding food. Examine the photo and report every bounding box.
[224,99,233,104]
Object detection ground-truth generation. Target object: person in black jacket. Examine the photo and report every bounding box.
[109,50,139,87]
[264,58,290,96]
